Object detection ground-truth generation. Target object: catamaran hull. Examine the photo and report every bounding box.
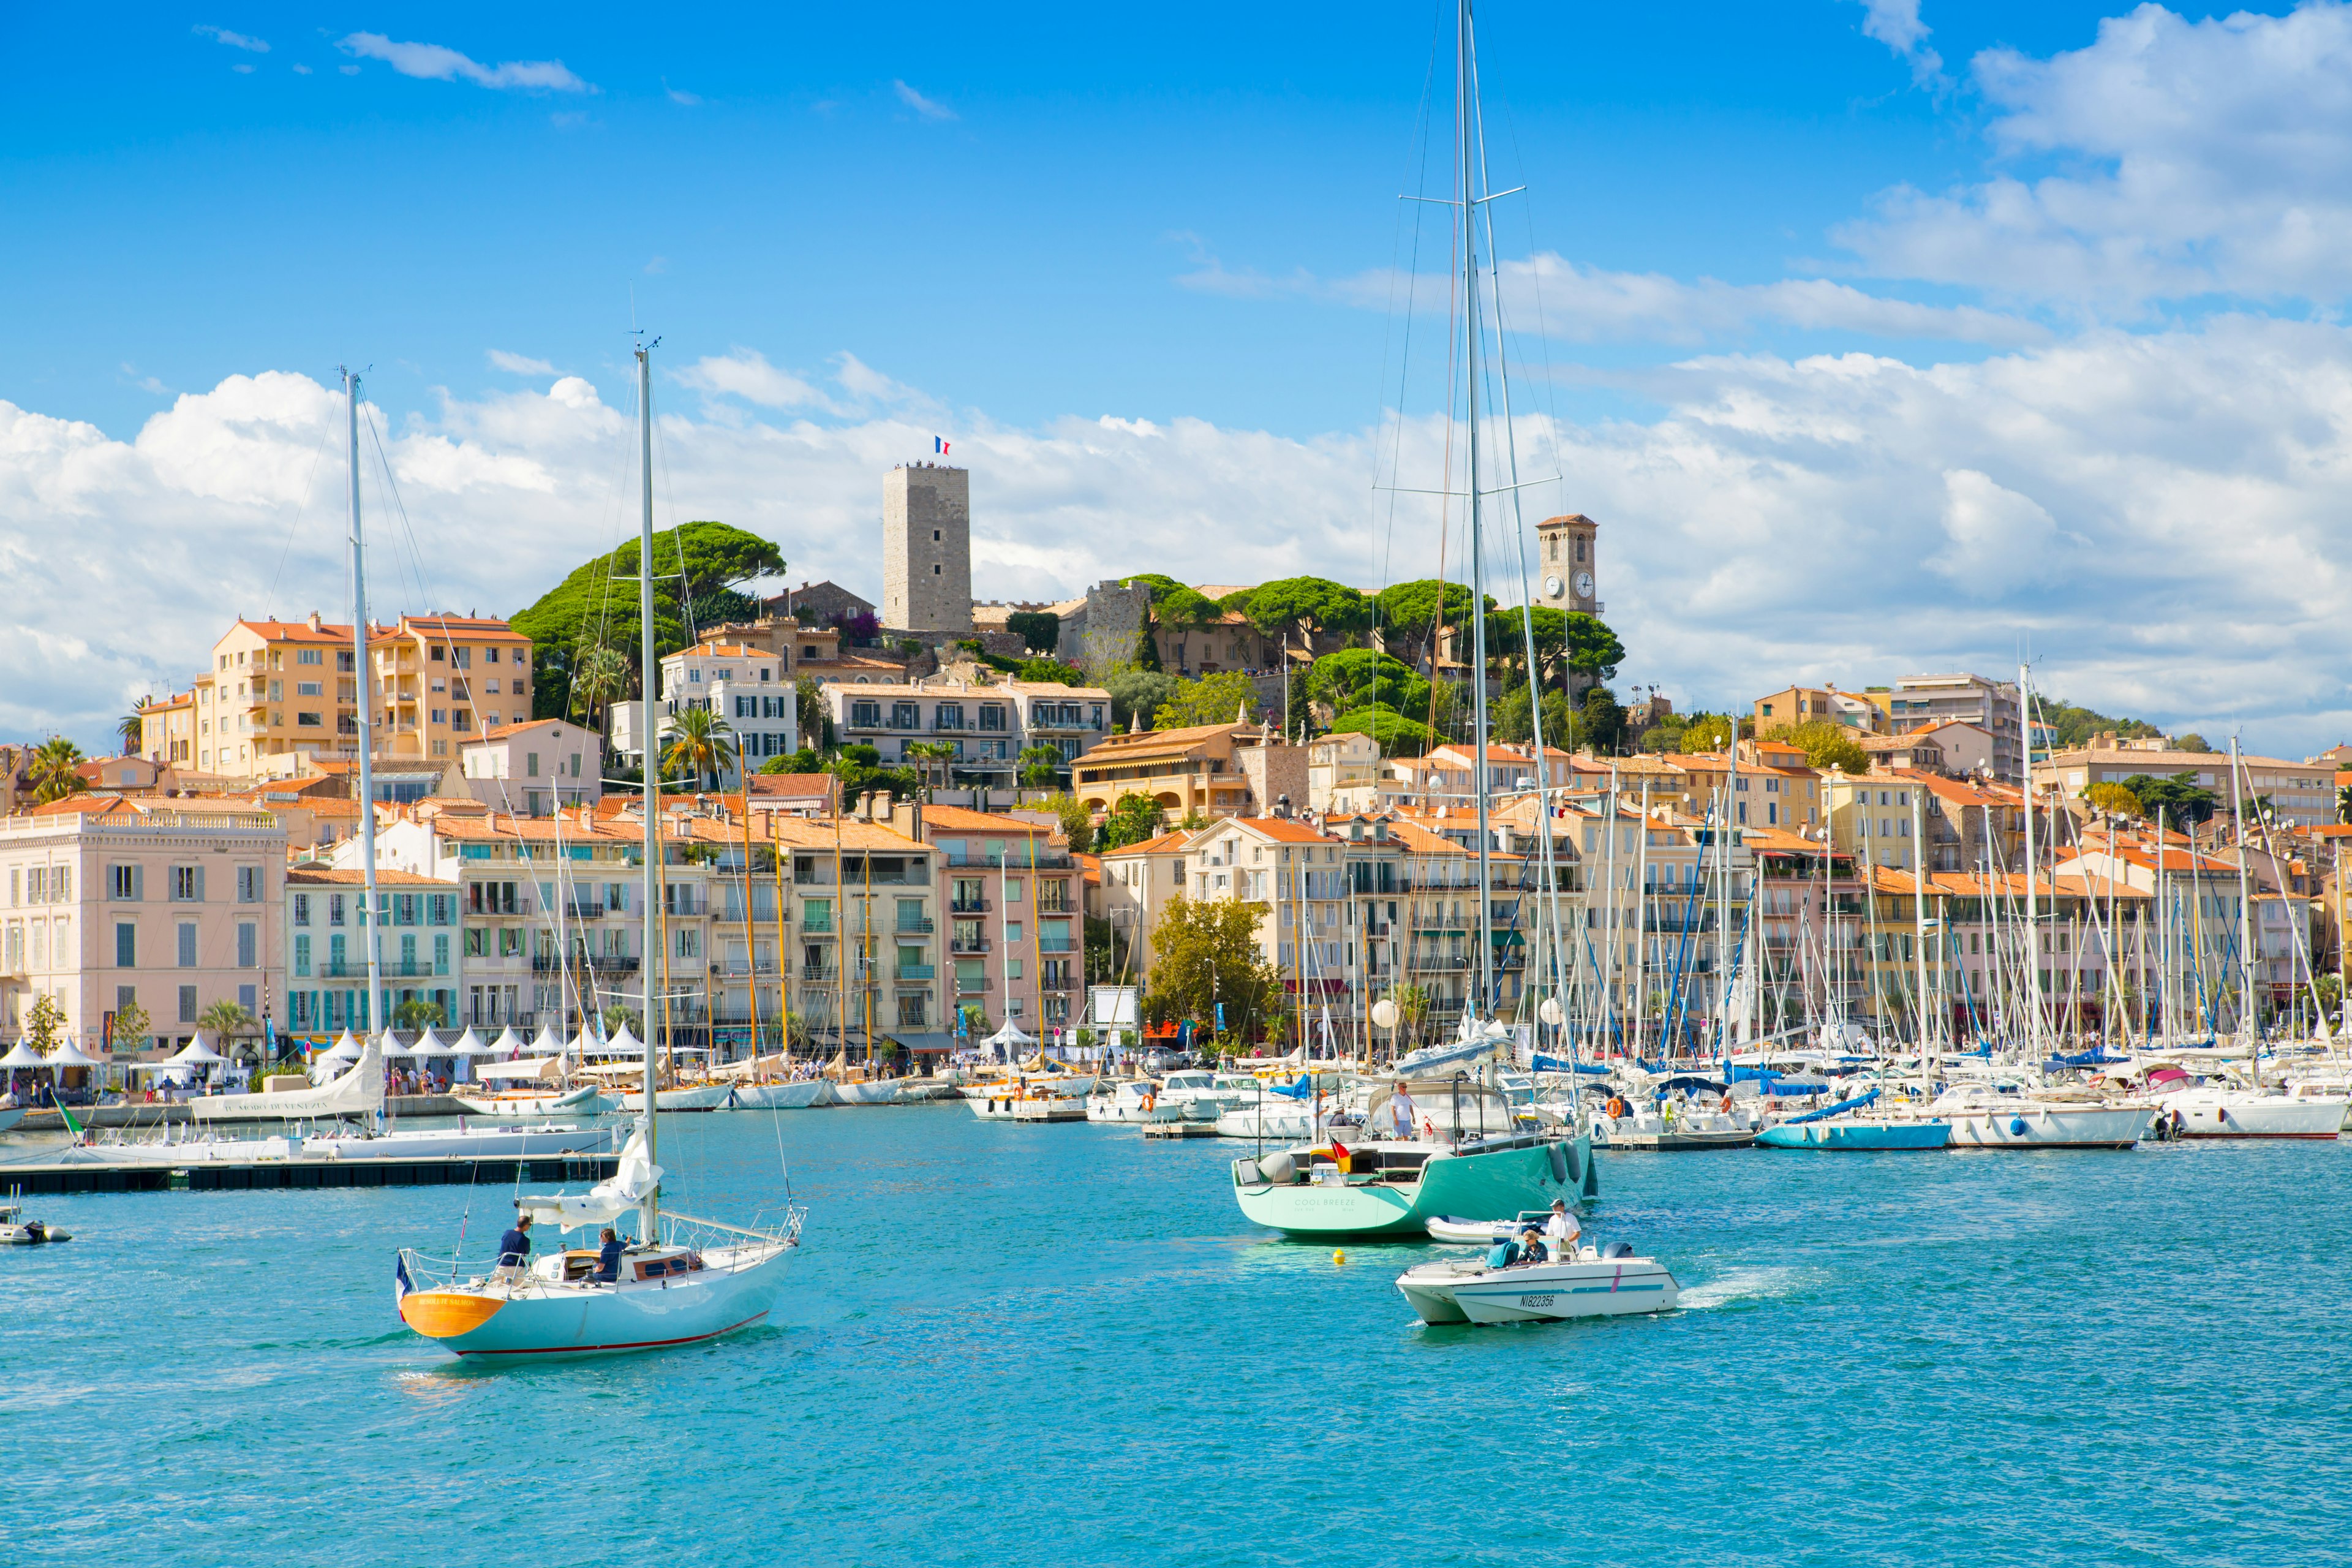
[1946,1104,2154,1149]
[1757,1119,1951,1150]
[1233,1137,1585,1238]
[401,1247,793,1362]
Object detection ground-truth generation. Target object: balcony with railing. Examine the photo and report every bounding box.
[1036,938,1077,954]
[943,850,1074,870]
[710,958,782,978]
[320,959,439,978]
[800,965,840,983]
[895,964,936,982]
[950,934,990,954]
[954,974,992,994]
[949,898,990,914]
[663,892,709,918]
[895,917,935,935]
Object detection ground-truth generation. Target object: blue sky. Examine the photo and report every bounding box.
[9,1,2142,437]
[7,2,2352,759]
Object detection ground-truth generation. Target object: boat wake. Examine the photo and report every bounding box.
[1674,1266,1807,1312]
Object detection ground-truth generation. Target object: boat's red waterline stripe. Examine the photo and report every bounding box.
[456,1311,770,1357]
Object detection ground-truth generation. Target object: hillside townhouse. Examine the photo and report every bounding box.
[1751,684,1886,734]
[2034,736,2336,829]
[1071,723,1305,821]
[1885,674,2022,780]
[753,812,943,1054]
[822,674,1114,784]
[455,718,601,817]
[0,796,284,1055]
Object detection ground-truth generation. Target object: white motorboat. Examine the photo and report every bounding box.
[726,1079,830,1110]
[302,1123,609,1161]
[1398,1245,1678,1325]
[1213,1100,1322,1140]
[1087,1080,1186,1124]
[1588,1100,1760,1151]
[1154,1071,1264,1118]
[0,1202,69,1244]
[1932,1086,2154,1150]
[967,1086,1088,1122]
[832,1077,907,1106]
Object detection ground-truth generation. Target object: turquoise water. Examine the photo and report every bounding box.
[6,1107,2348,1566]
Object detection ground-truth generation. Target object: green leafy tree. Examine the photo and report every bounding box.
[1006,610,1060,654]
[27,993,67,1054]
[1019,744,1066,788]
[1099,793,1168,851]
[1329,707,1436,756]
[1372,579,1479,668]
[27,737,89,803]
[1387,983,1431,1044]
[795,674,832,748]
[1226,576,1372,648]
[663,704,739,791]
[1036,793,1096,855]
[1673,713,1740,753]
[1491,684,1577,748]
[1140,895,1281,1043]
[1084,915,1127,982]
[1153,671,1262,729]
[1760,718,1870,775]
[760,747,823,776]
[2086,781,2143,818]
[1575,686,1627,755]
[1309,649,1420,713]
[1016,657,1085,686]
[2124,771,2218,826]
[2173,733,2211,755]
[827,747,920,811]
[1103,668,1178,731]
[511,520,785,722]
[2036,699,2163,750]
[111,997,152,1054]
[392,997,447,1033]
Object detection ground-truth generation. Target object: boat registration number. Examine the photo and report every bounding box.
[1519,1294,1555,1308]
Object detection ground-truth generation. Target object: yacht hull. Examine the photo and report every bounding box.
[1233,1137,1585,1238]
[451,1085,608,1120]
[725,1080,828,1110]
[1945,1104,2153,1149]
[616,1084,736,1112]
[2160,1093,2345,1139]
[401,1244,793,1362]
[1757,1118,1950,1150]
[832,1080,905,1106]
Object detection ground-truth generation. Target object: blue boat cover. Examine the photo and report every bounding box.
[1529,1054,1611,1076]
[1782,1088,1882,1125]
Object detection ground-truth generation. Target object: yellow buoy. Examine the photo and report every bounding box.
[1332,1249,1346,1265]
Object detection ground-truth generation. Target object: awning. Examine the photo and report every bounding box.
[884,1032,960,1054]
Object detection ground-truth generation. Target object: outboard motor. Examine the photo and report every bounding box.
[1601,1240,1635,1260]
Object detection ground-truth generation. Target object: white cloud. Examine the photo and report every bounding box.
[194,24,268,53]
[13,323,2352,755]
[1179,239,2044,346]
[672,349,835,412]
[293,63,313,75]
[1839,2,2352,303]
[892,80,956,121]
[664,79,701,106]
[336,32,590,92]
[486,350,557,376]
[1854,0,1943,84]
[232,63,255,74]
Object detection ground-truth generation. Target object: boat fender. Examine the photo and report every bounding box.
[1260,1151,1297,1186]
[1547,1142,1568,1183]
[2010,1117,2028,1136]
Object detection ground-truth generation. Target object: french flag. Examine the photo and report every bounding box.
[935,436,951,456]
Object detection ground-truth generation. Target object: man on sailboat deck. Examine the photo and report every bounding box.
[1386,1084,1419,1139]
[594,1227,622,1284]
[495,1213,533,1281]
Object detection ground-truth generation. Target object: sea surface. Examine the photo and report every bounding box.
[2,1104,2345,1566]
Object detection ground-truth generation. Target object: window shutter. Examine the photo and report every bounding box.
[194,866,206,903]
[132,865,144,902]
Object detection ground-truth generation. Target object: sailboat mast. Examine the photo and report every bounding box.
[2231,735,2258,1068]
[344,369,386,1046]
[636,344,660,1180]
[2020,664,2040,1057]
[1456,0,1494,1022]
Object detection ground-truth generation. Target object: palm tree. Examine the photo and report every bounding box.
[118,709,146,755]
[196,999,257,1049]
[570,646,632,737]
[663,704,738,791]
[1018,744,1066,789]
[904,740,957,801]
[26,737,88,803]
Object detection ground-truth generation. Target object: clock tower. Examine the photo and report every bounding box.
[1535,514,1600,616]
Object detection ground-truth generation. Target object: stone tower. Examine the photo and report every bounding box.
[882,463,973,637]
[1534,514,1600,616]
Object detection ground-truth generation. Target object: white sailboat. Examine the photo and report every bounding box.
[394,343,802,1360]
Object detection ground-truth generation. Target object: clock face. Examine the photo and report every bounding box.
[1543,575,1564,598]
[1573,570,1594,599]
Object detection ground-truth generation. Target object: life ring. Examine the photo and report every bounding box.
[1140,1094,1155,1112]
[1605,1096,1627,1118]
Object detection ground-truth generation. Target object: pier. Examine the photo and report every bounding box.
[0,1152,619,1196]
[10,1095,472,1133]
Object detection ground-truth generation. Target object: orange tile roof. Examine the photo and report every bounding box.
[287,865,456,888]
[921,804,1054,834]
[1101,830,1197,858]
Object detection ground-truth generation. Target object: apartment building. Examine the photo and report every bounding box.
[0,795,285,1054]
[369,614,536,763]
[1826,777,1925,872]
[282,865,461,1036]
[137,690,197,765]
[775,814,946,1047]
[1305,731,1383,813]
[658,639,801,778]
[1095,828,1200,978]
[2035,736,2337,829]
[1887,674,2022,780]
[916,807,1074,1035]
